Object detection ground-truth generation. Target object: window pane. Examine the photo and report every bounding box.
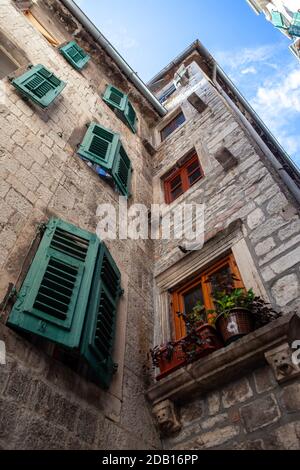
[208,264,234,300]
[0,48,17,79]
[183,284,204,317]
[171,185,183,201]
[188,168,202,185]
[170,174,182,189]
[161,112,186,141]
[186,159,199,174]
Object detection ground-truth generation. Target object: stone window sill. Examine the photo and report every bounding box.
[146,313,299,406]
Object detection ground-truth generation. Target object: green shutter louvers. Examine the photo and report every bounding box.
[7,218,99,349]
[59,41,90,70]
[81,243,122,389]
[78,122,120,170]
[102,84,137,133]
[11,64,66,108]
[289,12,300,38]
[78,122,132,197]
[112,143,132,197]
[271,11,288,29]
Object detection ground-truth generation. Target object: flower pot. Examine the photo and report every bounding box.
[156,341,186,381]
[215,308,254,345]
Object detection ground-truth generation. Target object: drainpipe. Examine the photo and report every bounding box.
[60,0,167,117]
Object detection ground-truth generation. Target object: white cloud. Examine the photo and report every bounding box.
[241,66,257,75]
[216,43,300,167]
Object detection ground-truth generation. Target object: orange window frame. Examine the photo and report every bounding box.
[171,253,244,340]
[164,153,204,204]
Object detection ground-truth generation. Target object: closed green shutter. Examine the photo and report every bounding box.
[124,100,137,133]
[81,243,122,389]
[78,122,120,170]
[103,84,127,111]
[289,12,300,37]
[7,218,99,349]
[60,41,90,70]
[11,65,66,108]
[112,143,132,197]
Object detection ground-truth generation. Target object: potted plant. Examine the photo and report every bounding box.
[150,340,186,380]
[214,288,280,345]
[151,304,223,381]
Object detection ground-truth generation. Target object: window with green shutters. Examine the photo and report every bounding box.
[11,64,66,108]
[7,218,122,389]
[59,41,90,70]
[78,122,132,197]
[289,12,300,38]
[102,84,137,133]
[81,243,122,389]
[271,11,288,29]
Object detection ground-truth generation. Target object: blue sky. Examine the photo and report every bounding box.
[75,0,300,167]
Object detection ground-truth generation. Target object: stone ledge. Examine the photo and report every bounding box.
[146,313,299,405]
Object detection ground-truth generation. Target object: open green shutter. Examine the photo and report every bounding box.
[271,11,288,29]
[60,41,90,70]
[7,218,99,349]
[124,100,137,133]
[103,84,127,111]
[11,65,66,108]
[78,122,120,170]
[112,143,132,197]
[81,243,122,389]
[289,12,300,37]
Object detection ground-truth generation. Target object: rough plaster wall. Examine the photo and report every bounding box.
[0,0,160,450]
[153,60,300,314]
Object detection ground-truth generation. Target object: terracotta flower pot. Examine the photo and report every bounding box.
[156,324,223,380]
[215,308,254,345]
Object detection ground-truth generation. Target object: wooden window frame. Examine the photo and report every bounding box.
[164,152,204,204]
[171,253,244,340]
[160,111,186,141]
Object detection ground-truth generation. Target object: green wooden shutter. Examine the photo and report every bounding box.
[289,12,300,37]
[81,243,122,389]
[11,65,66,108]
[124,100,137,133]
[60,41,90,70]
[112,143,132,197]
[7,218,99,349]
[103,84,127,111]
[271,11,288,29]
[78,122,120,170]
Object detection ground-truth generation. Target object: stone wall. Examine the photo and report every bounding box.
[0,0,160,450]
[163,367,300,450]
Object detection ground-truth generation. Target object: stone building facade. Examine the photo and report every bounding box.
[0,0,300,450]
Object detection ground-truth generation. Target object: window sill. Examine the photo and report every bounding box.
[146,313,297,405]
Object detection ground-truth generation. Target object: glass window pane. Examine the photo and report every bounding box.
[171,185,183,200]
[188,168,202,185]
[186,160,199,174]
[183,284,204,317]
[208,264,234,299]
[170,174,182,189]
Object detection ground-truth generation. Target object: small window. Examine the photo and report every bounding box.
[11,64,66,108]
[102,84,137,133]
[164,152,203,203]
[0,46,18,79]
[78,122,132,198]
[161,111,186,141]
[171,254,244,339]
[24,10,60,46]
[7,218,122,389]
[159,83,176,104]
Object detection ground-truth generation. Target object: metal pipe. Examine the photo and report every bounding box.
[60,0,167,116]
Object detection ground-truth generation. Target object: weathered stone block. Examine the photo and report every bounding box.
[187,92,208,114]
[4,366,32,404]
[273,421,300,450]
[214,147,238,172]
[195,425,240,449]
[76,407,99,445]
[247,208,265,230]
[201,413,228,431]
[271,274,299,307]
[222,378,253,409]
[240,394,280,433]
[207,391,220,416]
[253,366,276,393]
[281,383,300,412]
